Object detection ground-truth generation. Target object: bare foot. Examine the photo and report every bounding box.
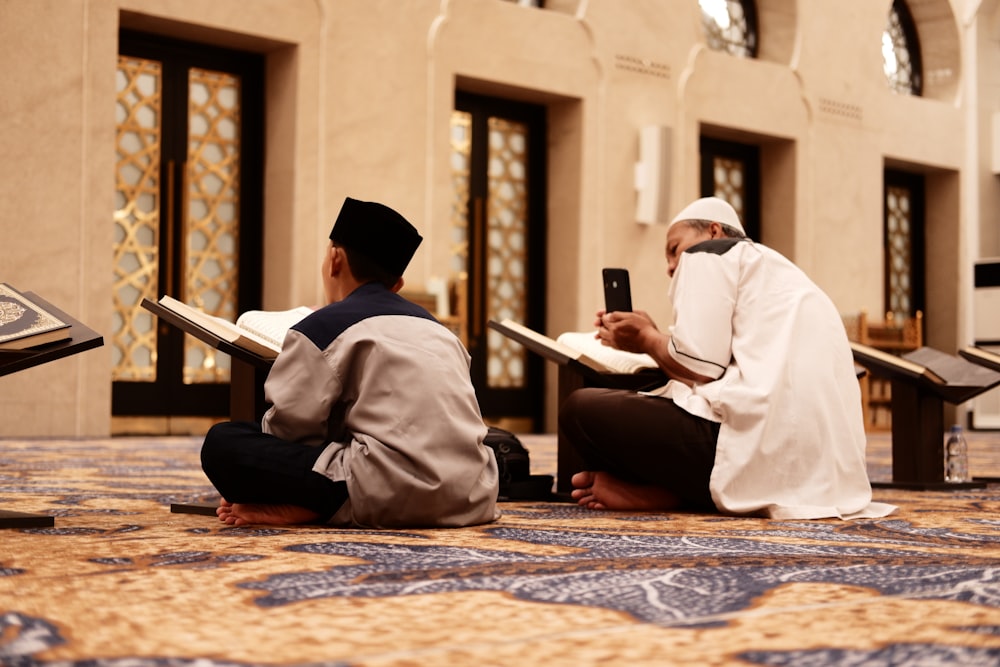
[570,471,680,511]
[216,498,322,526]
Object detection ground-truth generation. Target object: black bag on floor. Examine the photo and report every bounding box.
[483,426,553,502]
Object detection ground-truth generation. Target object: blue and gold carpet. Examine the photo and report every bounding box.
[1,432,998,666]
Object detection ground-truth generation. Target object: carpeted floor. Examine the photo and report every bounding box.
[1,431,999,666]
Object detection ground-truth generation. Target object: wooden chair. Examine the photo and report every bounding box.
[400,273,468,347]
[444,272,468,347]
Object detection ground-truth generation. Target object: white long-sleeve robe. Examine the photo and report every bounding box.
[647,239,896,519]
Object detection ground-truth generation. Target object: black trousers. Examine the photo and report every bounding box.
[558,388,720,510]
[200,421,349,522]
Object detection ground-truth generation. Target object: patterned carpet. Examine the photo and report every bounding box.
[1,431,999,666]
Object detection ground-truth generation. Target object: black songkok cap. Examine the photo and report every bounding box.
[329,197,423,277]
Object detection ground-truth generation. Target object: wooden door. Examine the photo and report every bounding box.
[111,31,264,417]
[451,92,547,430]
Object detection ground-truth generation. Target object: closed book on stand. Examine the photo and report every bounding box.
[0,283,72,350]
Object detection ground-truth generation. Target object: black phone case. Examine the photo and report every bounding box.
[602,268,632,312]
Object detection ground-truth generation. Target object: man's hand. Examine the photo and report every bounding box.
[596,310,661,355]
[596,309,714,386]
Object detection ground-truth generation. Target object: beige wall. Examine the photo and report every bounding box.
[979,0,1000,257]
[0,0,994,436]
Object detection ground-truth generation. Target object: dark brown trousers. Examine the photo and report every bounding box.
[558,387,720,510]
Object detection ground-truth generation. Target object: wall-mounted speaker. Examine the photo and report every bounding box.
[634,125,671,225]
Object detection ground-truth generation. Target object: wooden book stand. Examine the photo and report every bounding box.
[141,298,272,423]
[1,292,104,528]
[852,343,1000,489]
[486,319,666,496]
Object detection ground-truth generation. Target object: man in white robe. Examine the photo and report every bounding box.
[561,197,895,519]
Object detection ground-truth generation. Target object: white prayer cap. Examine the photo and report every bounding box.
[668,197,745,235]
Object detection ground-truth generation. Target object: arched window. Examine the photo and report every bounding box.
[699,0,758,58]
[883,0,922,96]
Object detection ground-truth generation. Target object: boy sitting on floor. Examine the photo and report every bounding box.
[201,197,500,528]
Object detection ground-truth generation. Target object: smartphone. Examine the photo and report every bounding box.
[602,268,632,313]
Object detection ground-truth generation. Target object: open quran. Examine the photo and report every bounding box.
[488,318,658,375]
[155,295,313,359]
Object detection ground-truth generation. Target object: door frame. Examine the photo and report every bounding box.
[455,90,548,429]
[112,30,265,417]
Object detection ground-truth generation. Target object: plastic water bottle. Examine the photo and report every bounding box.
[944,424,969,483]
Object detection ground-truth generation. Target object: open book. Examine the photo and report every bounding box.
[157,295,313,359]
[489,319,659,375]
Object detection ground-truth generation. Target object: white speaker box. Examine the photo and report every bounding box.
[634,125,672,225]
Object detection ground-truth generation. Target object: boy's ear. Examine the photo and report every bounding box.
[390,277,405,293]
[328,245,344,275]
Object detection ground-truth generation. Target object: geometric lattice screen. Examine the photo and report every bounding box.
[449,111,472,277]
[449,112,530,389]
[112,56,161,383]
[883,0,921,96]
[484,116,529,389]
[113,56,242,385]
[182,68,242,384]
[885,184,914,319]
[710,155,747,223]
